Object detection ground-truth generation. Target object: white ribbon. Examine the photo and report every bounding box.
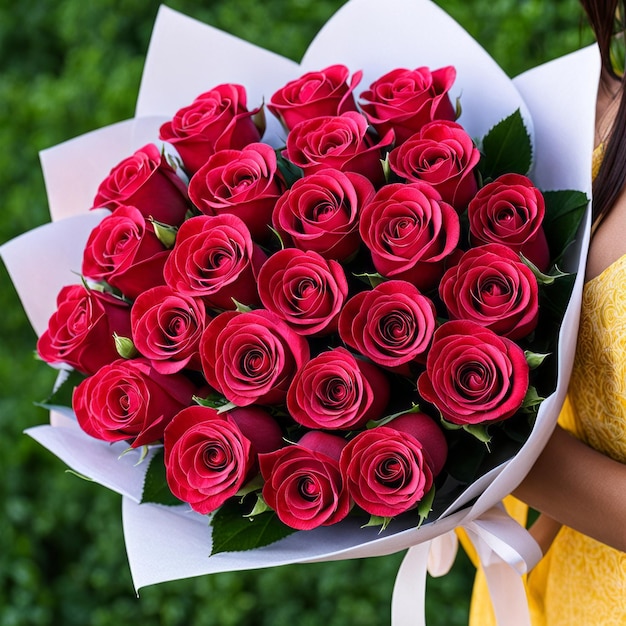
[391,504,542,626]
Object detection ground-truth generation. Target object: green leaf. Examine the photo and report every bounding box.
[353,271,386,288]
[521,386,545,411]
[361,515,392,531]
[479,109,532,180]
[520,253,570,286]
[193,393,231,409]
[210,498,296,555]
[366,402,421,429]
[275,150,303,187]
[524,350,550,369]
[35,368,86,410]
[243,494,271,517]
[462,423,492,446]
[141,449,183,506]
[542,190,589,264]
[417,486,436,527]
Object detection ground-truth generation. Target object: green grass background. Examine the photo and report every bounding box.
[0,1,592,624]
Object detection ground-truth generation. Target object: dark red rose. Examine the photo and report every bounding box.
[159,84,262,174]
[439,243,539,340]
[257,248,348,336]
[467,173,549,271]
[359,181,460,290]
[268,65,362,131]
[163,214,266,310]
[259,430,351,530]
[417,320,530,426]
[338,280,437,372]
[73,357,196,447]
[286,347,389,430]
[91,143,189,226]
[188,142,284,242]
[164,404,283,514]
[200,309,310,406]
[131,285,206,375]
[37,284,132,375]
[284,112,393,185]
[388,120,480,211]
[359,66,456,145]
[272,168,375,262]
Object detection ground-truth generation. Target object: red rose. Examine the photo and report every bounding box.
[268,64,362,131]
[284,112,393,185]
[467,173,549,271]
[338,280,437,372]
[417,320,530,426]
[163,214,266,310]
[131,285,206,375]
[37,284,132,376]
[164,404,283,514]
[82,205,169,299]
[359,182,460,290]
[286,347,389,430]
[359,66,456,145]
[73,358,196,447]
[257,248,349,336]
[91,143,189,227]
[439,243,539,340]
[272,169,375,262]
[259,430,351,530]
[200,309,310,406]
[388,120,480,211]
[188,142,284,242]
[339,425,434,517]
[159,84,262,174]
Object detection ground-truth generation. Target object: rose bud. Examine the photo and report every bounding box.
[339,425,434,518]
[159,84,262,175]
[359,66,456,145]
[163,214,266,311]
[284,111,393,186]
[73,358,196,447]
[268,64,362,131]
[286,347,390,430]
[338,280,437,373]
[131,285,206,375]
[188,142,284,242]
[388,120,480,211]
[164,404,283,514]
[417,320,530,426]
[467,173,549,271]
[439,243,539,340]
[37,284,132,376]
[91,143,189,227]
[200,309,310,407]
[259,430,351,530]
[257,248,349,336]
[359,181,460,290]
[272,168,375,262]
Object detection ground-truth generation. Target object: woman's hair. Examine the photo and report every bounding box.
[579,0,626,225]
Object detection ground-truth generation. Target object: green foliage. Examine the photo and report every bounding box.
[0,1,589,624]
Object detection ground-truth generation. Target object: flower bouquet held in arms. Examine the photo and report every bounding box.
[1,0,599,624]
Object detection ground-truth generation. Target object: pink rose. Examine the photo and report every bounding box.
[91,143,189,226]
[359,66,456,145]
[268,64,362,131]
[164,404,283,514]
[359,182,460,290]
[163,214,266,310]
[284,112,393,185]
[388,120,480,211]
[200,309,310,406]
[82,205,169,299]
[159,84,262,174]
[286,347,389,430]
[467,173,549,271]
[259,431,351,530]
[257,248,349,336]
[73,358,196,447]
[338,280,437,372]
[417,320,530,426]
[131,285,206,374]
[188,142,284,242]
[37,284,132,375]
[439,244,539,340]
[272,169,375,262]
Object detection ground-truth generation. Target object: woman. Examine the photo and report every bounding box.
[467,1,626,623]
